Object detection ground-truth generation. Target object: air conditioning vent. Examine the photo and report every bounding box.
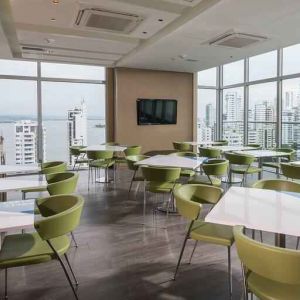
[75,8,143,33]
[209,32,267,48]
[22,46,46,52]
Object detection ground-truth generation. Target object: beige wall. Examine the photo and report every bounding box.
[114,68,194,153]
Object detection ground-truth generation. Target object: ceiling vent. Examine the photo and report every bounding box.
[75,8,143,33]
[22,46,46,52]
[209,32,267,48]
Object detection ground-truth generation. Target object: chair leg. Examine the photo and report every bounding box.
[128,171,136,194]
[46,241,79,300]
[143,180,147,223]
[71,232,78,248]
[188,240,198,264]
[241,263,248,300]
[88,166,90,191]
[259,231,263,242]
[297,237,300,249]
[173,232,190,280]
[4,268,8,300]
[22,192,26,200]
[227,246,232,300]
[64,254,79,286]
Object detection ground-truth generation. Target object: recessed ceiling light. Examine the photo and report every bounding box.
[52,0,59,4]
[158,19,164,22]
[143,31,147,34]
[51,18,56,21]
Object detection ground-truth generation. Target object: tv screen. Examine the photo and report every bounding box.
[137,99,177,125]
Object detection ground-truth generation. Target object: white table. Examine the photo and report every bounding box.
[234,150,290,179]
[0,165,40,175]
[0,178,47,193]
[81,145,127,152]
[135,155,206,170]
[205,187,300,247]
[291,161,300,166]
[211,145,257,152]
[184,141,221,146]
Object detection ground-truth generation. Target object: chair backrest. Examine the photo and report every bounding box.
[276,148,296,161]
[124,146,142,156]
[202,159,229,176]
[126,155,149,171]
[41,161,67,175]
[46,172,79,195]
[173,142,192,152]
[214,140,228,146]
[246,144,261,149]
[252,179,300,193]
[199,147,221,158]
[69,146,85,156]
[234,225,300,285]
[35,194,84,240]
[169,152,197,157]
[174,184,223,206]
[86,150,114,160]
[281,163,300,180]
[225,152,255,165]
[141,166,181,182]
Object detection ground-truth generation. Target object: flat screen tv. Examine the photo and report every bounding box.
[137,99,177,125]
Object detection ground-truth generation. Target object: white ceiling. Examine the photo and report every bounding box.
[1,0,300,72]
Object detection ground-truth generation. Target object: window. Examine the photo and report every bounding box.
[0,80,37,164]
[248,82,277,148]
[41,62,105,80]
[222,87,244,145]
[0,59,37,77]
[197,89,217,142]
[42,82,106,163]
[249,51,277,81]
[223,60,244,86]
[198,67,217,87]
[283,43,300,76]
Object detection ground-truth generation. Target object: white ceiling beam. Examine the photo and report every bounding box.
[116,0,222,67]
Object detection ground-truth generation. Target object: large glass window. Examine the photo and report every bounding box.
[0,59,37,76]
[282,79,300,157]
[283,43,300,76]
[41,62,105,80]
[0,80,37,164]
[249,51,277,81]
[223,60,244,86]
[42,82,106,163]
[198,67,217,87]
[197,89,217,143]
[222,87,244,145]
[248,82,277,148]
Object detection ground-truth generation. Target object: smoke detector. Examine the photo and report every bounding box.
[75,8,143,34]
[209,31,268,48]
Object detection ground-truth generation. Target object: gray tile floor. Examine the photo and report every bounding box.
[2,167,294,299]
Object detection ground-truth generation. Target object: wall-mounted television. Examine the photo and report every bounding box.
[137,99,177,125]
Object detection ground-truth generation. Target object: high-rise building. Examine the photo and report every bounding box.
[224,92,243,122]
[205,103,215,127]
[15,120,46,164]
[68,101,87,164]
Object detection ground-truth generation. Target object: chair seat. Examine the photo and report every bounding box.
[262,162,280,169]
[22,187,47,194]
[231,166,262,174]
[0,232,70,268]
[148,182,181,193]
[89,160,114,168]
[180,169,196,177]
[248,271,300,300]
[188,175,221,187]
[190,220,234,247]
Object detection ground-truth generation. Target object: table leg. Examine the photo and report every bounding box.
[0,174,7,202]
[275,233,286,248]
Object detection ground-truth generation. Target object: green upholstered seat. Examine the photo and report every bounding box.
[169,152,197,177]
[173,142,193,152]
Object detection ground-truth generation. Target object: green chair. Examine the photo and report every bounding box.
[87,150,114,188]
[246,144,261,149]
[189,159,228,187]
[214,140,228,146]
[0,194,84,299]
[141,166,181,218]
[173,184,234,298]
[198,147,221,158]
[69,146,89,171]
[173,142,193,152]
[22,161,67,199]
[225,152,261,186]
[234,225,300,300]
[281,162,300,180]
[126,155,149,194]
[263,148,296,176]
[115,145,142,164]
[169,152,197,178]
